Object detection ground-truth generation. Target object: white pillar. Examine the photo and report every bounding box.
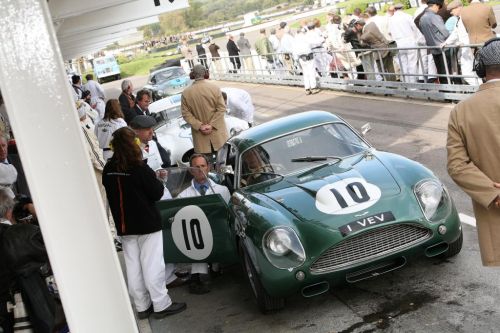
[0,1,137,332]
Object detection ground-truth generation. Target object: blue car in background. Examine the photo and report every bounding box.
[143,66,192,101]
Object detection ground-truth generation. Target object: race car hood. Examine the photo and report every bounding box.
[255,155,404,229]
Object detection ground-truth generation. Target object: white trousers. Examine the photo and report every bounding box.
[398,49,419,83]
[298,58,317,90]
[122,231,172,312]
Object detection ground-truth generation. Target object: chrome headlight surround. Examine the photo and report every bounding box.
[262,227,306,269]
[414,179,452,222]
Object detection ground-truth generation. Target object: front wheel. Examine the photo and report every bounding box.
[440,230,463,258]
[240,241,284,314]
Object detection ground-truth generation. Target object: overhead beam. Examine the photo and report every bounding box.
[57,0,188,38]
[49,0,139,21]
[58,16,157,43]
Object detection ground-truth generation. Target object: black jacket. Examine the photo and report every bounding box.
[124,105,150,125]
[1,223,48,277]
[227,40,240,56]
[102,161,165,236]
[119,92,135,119]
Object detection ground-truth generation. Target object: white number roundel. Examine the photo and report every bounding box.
[171,205,213,260]
[315,177,382,215]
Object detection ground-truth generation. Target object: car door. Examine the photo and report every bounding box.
[156,167,238,264]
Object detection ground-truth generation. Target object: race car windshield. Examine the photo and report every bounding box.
[240,123,368,185]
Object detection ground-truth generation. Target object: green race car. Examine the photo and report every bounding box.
[157,111,462,313]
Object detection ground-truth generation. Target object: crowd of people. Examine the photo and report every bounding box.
[179,0,496,93]
[0,61,246,329]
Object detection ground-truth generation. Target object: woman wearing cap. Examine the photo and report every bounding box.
[94,99,127,161]
[102,127,186,319]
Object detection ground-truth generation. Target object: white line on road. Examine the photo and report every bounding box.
[459,213,476,227]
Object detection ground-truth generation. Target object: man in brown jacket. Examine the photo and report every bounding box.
[460,0,497,45]
[181,64,228,161]
[356,18,396,81]
[447,38,500,266]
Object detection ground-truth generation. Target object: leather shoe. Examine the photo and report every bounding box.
[166,277,188,289]
[137,305,153,320]
[153,302,187,319]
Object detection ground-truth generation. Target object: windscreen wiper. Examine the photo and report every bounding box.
[291,156,343,163]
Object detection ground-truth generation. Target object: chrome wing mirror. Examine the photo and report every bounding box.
[361,123,372,137]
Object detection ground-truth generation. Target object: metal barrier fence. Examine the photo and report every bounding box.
[197,44,482,102]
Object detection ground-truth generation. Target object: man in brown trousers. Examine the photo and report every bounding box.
[181,64,228,162]
[447,38,500,266]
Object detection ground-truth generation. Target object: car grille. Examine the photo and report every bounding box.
[310,224,432,274]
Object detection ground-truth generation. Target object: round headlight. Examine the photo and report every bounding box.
[415,180,443,220]
[266,229,292,256]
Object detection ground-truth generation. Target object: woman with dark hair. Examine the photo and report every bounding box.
[102,127,186,319]
[94,99,127,160]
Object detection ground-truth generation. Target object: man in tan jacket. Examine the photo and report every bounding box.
[460,0,497,45]
[181,64,228,161]
[447,38,500,266]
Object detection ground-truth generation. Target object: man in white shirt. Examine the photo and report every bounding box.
[83,73,106,102]
[177,154,230,294]
[221,87,255,126]
[389,3,425,83]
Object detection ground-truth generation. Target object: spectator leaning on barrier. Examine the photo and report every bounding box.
[389,3,426,83]
[441,0,477,85]
[180,38,194,69]
[293,28,320,95]
[358,16,396,81]
[226,34,241,72]
[447,38,500,267]
[419,0,454,81]
[277,22,295,74]
[208,39,222,73]
[255,28,275,70]
[237,32,254,73]
[460,0,497,45]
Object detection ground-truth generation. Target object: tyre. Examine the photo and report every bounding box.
[441,230,463,258]
[116,74,121,80]
[240,241,284,313]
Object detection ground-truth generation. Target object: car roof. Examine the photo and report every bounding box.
[148,94,182,114]
[229,111,343,152]
[149,66,184,77]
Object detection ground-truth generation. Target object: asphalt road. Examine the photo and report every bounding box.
[104,77,500,333]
